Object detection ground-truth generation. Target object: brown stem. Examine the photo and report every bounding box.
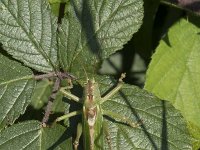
[39,71,76,127]
[34,71,76,80]
[34,72,57,80]
[42,78,61,127]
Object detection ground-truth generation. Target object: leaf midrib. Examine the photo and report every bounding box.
[0,75,33,86]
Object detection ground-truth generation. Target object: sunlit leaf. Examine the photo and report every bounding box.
[0,0,58,72]
[145,19,200,147]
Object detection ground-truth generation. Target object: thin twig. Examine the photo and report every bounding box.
[34,71,76,80]
[42,77,61,127]
[34,72,57,80]
[40,71,76,127]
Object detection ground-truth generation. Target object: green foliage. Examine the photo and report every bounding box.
[0,0,198,149]
[145,19,200,125]
[0,54,35,129]
[0,121,72,149]
[0,0,58,72]
[58,0,144,78]
[48,0,70,16]
[31,79,53,110]
[145,19,200,147]
[100,78,191,149]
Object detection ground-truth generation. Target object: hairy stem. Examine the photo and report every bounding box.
[34,71,76,80]
[34,72,57,80]
[42,78,61,126]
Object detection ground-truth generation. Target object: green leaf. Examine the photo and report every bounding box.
[188,122,200,149]
[58,0,144,77]
[0,120,72,149]
[99,79,192,149]
[31,78,70,113]
[0,54,35,129]
[0,0,58,72]
[31,79,53,110]
[144,19,200,126]
[144,19,200,146]
[51,90,69,113]
[49,0,70,16]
